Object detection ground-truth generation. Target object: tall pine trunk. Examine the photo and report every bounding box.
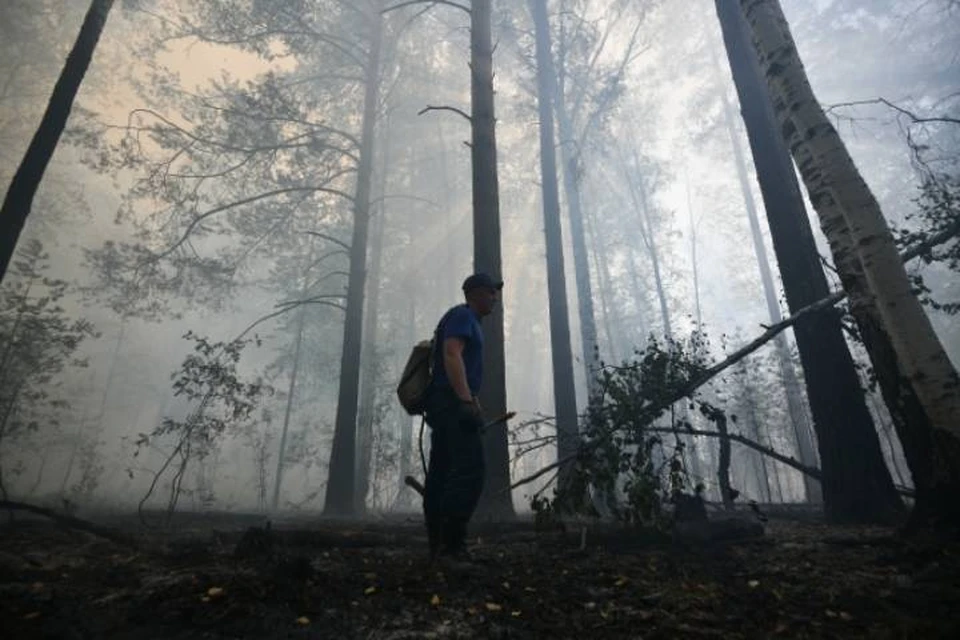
[471,0,514,520]
[555,103,600,394]
[717,76,821,503]
[530,0,579,485]
[715,0,902,523]
[324,5,383,516]
[355,114,393,513]
[740,0,960,528]
[0,0,114,283]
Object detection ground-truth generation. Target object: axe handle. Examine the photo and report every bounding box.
[482,411,517,432]
[404,475,425,496]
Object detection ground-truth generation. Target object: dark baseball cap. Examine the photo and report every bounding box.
[462,272,504,293]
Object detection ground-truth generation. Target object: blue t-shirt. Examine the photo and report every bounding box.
[431,304,484,395]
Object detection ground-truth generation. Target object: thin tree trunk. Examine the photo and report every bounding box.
[270,288,307,513]
[716,414,734,510]
[0,0,114,283]
[624,154,672,340]
[530,0,579,487]
[742,0,960,527]
[60,404,92,498]
[324,5,383,516]
[624,239,648,346]
[555,100,600,395]
[717,76,821,503]
[471,0,514,520]
[685,172,703,329]
[586,203,620,364]
[715,0,902,523]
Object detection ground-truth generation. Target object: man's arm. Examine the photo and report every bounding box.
[442,336,473,403]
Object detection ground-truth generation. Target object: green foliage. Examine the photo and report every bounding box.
[0,240,97,496]
[536,332,726,528]
[135,332,271,520]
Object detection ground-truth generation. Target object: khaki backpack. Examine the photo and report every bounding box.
[397,338,434,415]
[396,310,451,415]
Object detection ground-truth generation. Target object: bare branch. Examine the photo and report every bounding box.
[825,97,960,126]
[417,105,472,123]
[304,230,351,252]
[383,0,471,17]
[232,297,346,343]
[275,293,348,308]
[370,193,440,210]
[901,214,960,261]
[149,184,355,263]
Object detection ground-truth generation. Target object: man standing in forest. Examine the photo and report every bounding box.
[422,273,503,561]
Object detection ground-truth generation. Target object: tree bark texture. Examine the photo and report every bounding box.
[530,0,580,487]
[324,6,383,516]
[740,0,960,526]
[716,0,902,522]
[717,76,821,503]
[0,0,115,283]
[471,0,515,520]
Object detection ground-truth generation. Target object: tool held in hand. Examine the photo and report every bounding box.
[405,411,516,497]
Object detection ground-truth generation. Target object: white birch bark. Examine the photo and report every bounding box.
[740,0,960,445]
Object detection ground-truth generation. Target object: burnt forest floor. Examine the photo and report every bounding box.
[1,507,959,639]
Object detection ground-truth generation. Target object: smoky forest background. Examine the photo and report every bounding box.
[2,0,960,533]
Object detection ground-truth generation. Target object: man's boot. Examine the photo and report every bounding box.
[426,514,444,560]
[442,517,469,558]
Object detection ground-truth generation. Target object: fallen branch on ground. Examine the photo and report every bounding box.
[0,500,137,547]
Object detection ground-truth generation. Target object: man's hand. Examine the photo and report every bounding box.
[461,395,482,417]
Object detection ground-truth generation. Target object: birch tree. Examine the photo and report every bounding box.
[740,0,960,526]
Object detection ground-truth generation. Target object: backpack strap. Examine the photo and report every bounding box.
[429,305,459,375]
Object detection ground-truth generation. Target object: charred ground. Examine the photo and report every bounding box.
[1,509,958,639]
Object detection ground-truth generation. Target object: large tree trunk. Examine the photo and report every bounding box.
[717,77,821,503]
[470,0,514,520]
[530,0,579,486]
[740,0,960,527]
[324,6,383,516]
[355,114,393,514]
[715,0,902,523]
[0,0,114,283]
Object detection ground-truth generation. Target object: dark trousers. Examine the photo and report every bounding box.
[423,388,485,553]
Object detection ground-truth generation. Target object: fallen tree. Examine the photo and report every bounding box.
[508,231,956,496]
